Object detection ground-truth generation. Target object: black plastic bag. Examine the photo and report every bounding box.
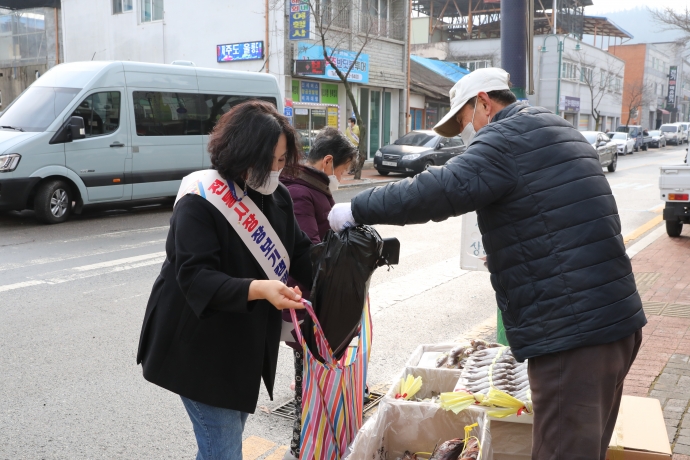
[302,225,384,362]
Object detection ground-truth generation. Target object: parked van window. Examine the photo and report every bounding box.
[0,86,81,132]
[133,91,206,136]
[70,91,121,137]
[661,125,678,133]
[133,91,277,136]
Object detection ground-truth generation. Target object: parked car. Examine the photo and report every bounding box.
[674,122,689,144]
[616,125,650,151]
[581,131,617,172]
[606,131,636,155]
[0,61,282,224]
[648,130,667,148]
[661,123,684,145]
[373,130,466,176]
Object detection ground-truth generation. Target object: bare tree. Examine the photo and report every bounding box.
[568,52,624,131]
[650,6,690,47]
[624,80,654,128]
[278,0,406,179]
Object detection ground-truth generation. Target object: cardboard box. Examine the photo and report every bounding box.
[606,396,672,459]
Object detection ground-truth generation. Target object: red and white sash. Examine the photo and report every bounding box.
[176,170,298,340]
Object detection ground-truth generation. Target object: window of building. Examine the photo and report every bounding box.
[580,66,593,83]
[614,76,622,93]
[71,92,121,137]
[458,60,492,72]
[410,108,424,130]
[361,0,404,40]
[132,91,276,136]
[561,61,577,80]
[141,0,163,22]
[113,0,133,14]
[600,70,609,88]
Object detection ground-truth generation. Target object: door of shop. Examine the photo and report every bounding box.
[360,88,392,158]
[294,105,338,152]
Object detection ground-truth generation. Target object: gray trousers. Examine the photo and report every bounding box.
[528,329,643,460]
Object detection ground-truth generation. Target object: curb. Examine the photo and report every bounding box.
[626,224,666,259]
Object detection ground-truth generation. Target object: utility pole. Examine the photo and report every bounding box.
[501,0,528,99]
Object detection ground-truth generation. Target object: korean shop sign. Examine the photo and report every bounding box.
[300,81,320,103]
[321,83,338,104]
[289,0,311,40]
[297,43,369,84]
[668,66,678,107]
[217,41,264,62]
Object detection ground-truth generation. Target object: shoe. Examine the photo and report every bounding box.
[363,384,371,405]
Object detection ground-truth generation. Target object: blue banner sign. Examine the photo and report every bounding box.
[289,0,310,40]
[217,41,264,62]
[297,43,369,84]
[300,81,320,103]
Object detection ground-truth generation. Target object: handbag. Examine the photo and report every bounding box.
[289,298,372,460]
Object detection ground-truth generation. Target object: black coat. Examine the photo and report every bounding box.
[352,103,646,361]
[136,184,313,412]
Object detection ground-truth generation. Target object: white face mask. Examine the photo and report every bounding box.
[460,99,492,146]
[249,169,282,195]
[327,161,339,192]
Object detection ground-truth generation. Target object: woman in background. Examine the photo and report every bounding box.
[280,127,357,458]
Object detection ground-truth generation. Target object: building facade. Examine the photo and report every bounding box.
[412,35,625,132]
[609,43,687,129]
[0,5,63,108]
[59,0,410,160]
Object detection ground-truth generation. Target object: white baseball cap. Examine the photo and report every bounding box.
[433,67,511,138]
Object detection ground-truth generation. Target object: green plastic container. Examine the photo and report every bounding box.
[497,309,508,346]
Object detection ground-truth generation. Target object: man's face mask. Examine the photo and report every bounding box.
[460,98,493,145]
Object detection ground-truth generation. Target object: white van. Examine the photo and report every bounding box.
[660,123,686,146]
[0,61,282,223]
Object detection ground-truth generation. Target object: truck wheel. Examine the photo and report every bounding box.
[34,179,72,224]
[666,220,683,237]
[607,153,618,172]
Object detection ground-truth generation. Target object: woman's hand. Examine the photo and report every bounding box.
[248,280,305,311]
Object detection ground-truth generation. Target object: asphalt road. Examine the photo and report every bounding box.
[0,143,686,458]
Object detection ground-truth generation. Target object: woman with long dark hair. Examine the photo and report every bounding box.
[137,100,313,459]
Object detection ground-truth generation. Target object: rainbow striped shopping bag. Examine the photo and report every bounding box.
[289,298,372,460]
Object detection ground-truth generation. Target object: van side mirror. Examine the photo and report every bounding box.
[49,116,86,144]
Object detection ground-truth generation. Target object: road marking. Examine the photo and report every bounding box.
[242,436,276,460]
[369,257,469,317]
[264,446,290,460]
[57,225,169,244]
[0,239,167,272]
[623,215,664,245]
[73,252,166,271]
[0,280,45,293]
[649,204,664,213]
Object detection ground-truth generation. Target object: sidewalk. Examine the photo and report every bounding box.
[339,169,403,188]
[624,225,690,459]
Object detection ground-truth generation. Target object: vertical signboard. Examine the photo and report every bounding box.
[668,66,678,107]
[460,212,487,272]
[289,0,310,40]
[327,107,338,127]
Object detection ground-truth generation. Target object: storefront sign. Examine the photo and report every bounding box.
[327,107,338,127]
[668,66,678,107]
[321,83,338,104]
[292,80,300,102]
[284,107,293,117]
[217,41,264,62]
[289,0,310,40]
[297,43,369,84]
[295,108,309,116]
[300,81,320,103]
[295,60,326,75]
[559,95,580,112]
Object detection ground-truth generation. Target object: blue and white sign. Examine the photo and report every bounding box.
[284,106,293,117]
[300,81,320,103]
[289,0,311,40]
[297,43,369,84]
[217,41,264,62]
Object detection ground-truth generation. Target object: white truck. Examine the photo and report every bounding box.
[660,147,690,236]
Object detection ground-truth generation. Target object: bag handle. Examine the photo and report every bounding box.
[289,300,338,367]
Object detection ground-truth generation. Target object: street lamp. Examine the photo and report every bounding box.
[540,35,581,116]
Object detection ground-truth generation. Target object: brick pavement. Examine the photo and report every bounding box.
[625,226,690,458]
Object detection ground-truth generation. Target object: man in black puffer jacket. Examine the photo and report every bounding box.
[328,68,646,460]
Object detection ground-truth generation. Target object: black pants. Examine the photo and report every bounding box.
[291,350,303,456]
[528,330,642,460]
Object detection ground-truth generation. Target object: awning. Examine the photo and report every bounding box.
[658,109,670,115]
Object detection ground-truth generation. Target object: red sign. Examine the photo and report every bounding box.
[295,59,327,75]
